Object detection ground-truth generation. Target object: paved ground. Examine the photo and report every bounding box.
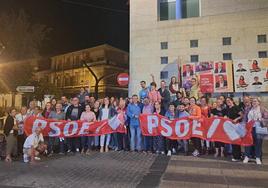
[160,155,268,188]
[0,152,268,188]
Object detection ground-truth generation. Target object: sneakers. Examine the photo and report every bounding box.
[192,150,200,157]
[231,158,239,162]
[256,158,262,165]
[76,148,80,153]
[167,150,172,156]
[161,151,165,155]
[23,154,29,163]
[243,156,249,164]
[34,157,41,161]
[172,148,176,154]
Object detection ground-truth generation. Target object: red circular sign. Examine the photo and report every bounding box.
[117,73,129,86]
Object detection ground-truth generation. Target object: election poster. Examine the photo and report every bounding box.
[234,58,268,92]
[181,61,233,94]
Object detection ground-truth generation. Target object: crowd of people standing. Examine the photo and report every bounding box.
[1,76,267,165]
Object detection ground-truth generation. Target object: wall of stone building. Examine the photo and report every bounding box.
[130,0,268,96]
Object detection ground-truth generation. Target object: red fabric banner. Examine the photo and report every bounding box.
[24,114,254,146]
[140,114,254,146]
[24,116,126,137]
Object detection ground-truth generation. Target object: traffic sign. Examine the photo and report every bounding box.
[16,86,35,93]
[117,73,129,86]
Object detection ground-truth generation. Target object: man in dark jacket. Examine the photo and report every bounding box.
[65,97,83,153]
[158,80,171,113]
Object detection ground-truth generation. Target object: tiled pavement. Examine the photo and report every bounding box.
[159,155,268,188]
[0,151,157,188]
[0,151,268,188]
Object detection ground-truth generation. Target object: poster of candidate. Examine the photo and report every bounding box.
[234,58,268,92]
[181,61,233,94]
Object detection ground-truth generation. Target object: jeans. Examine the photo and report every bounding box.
[48,137,58,153]
[94,136,99,147]
[117,133,128,150]
[153,136,165,152]
[245,127,263,158]
[130,126,142,151]
[144,136,153,152]
[81,136,94,150]
[178,140,188,153]
[100,134,111,147]
[110,133,118,149]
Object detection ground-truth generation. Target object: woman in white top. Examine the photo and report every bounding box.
[243,97,266,165]
[98,97,117,152]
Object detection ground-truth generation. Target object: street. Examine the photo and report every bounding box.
[0,152,267,188]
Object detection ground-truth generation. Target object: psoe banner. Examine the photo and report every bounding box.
[24,115,126,137]
[140,114,254,146]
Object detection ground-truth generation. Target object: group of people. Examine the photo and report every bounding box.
[1,77,267,165]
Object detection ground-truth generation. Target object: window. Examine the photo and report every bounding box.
[161,56,168,64]
[159,0,199,21]
[159,0,176,21]
[161,42,168,49]
[258,35,267,43]
[182,0,200,18]
[223,37,231,45]
[160,71,168,79]
[258,51,267,58]
[190,55,199,62]
[223,53,232,60]
[190,40,198,48]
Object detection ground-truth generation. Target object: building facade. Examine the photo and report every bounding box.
[49,44,129,98]
[129,0,268,95]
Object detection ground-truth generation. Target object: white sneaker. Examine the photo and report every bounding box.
[161,151,165,155]
[172,148,176,154]
[243,156,249,164]
[23,154,29,163]
[34,157,41,161]
[76,148,80,152]
[192,150,199,157]
[256,158,262,165]
[231,158,239,162]
[167,150,172,156]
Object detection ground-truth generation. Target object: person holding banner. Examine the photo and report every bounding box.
[188,97,202,157]
[225,97,243,162]
[244,98,265,165]
[211,99,227,158]
[48,103,66,156]
[127,95,142,152]
[80,104,96,154]
[153,102,165,154]
[165,103,177,156]
[66,97,83,153]
[99,97,117,153]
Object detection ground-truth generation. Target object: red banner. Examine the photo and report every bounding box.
[24,116,126,137]
[140,114,254,146]
[25,114,254,146]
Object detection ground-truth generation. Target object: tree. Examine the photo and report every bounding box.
[0,9,51,61]
[0,9,51,93]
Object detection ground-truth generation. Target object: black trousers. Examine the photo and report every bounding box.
[232,144,241,160]
[166,139,177,151]
[17,134,26,155]
[192,137,201,152]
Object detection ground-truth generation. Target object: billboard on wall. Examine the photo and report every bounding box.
[181,61,233,94]
[234,58,268,92]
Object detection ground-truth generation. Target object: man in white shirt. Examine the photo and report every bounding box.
[23,127,47,163]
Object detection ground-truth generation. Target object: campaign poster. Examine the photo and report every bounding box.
[234,58,268,92]
[181,61,233,94]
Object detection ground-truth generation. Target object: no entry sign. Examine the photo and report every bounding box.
[117,73,129,86]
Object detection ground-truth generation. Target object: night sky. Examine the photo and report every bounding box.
[0,0,129,56]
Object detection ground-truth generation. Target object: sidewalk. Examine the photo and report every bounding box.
[159,154,268,188]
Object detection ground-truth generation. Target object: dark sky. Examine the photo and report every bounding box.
[0,0,129,56]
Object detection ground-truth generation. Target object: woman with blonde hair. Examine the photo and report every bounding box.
[243,97,266,165]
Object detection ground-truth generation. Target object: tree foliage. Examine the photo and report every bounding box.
[0,9,51,61]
